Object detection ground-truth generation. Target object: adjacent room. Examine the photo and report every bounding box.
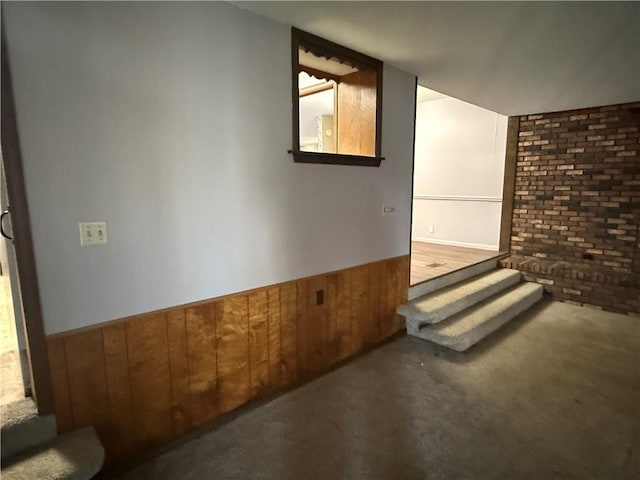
[411,86,508,285]
[0,2,638,480]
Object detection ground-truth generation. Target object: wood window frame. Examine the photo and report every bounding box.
[291,28,384,167]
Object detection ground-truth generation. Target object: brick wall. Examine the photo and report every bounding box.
[500,102,640,315]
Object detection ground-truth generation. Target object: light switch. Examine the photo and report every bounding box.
[79,222,108,246]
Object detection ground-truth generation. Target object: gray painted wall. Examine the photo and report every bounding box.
[4,2,416,334]
[412,96,507,250]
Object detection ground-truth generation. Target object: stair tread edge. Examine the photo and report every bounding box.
[421,283,543,338]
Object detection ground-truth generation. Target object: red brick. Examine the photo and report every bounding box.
[507,102,639,315]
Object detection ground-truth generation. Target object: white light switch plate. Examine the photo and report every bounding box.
[79,222,108,246]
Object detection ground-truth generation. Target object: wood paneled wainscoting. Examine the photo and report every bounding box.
[46,256,409,464]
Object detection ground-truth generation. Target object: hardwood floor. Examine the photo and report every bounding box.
[411,241,501,286]
[0,275,24,405]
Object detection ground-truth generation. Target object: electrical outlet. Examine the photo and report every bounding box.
[79,222,108,246]
[429,225,435,233]
[382,203,395,216]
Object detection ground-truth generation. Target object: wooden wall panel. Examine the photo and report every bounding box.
[295,280,309,378]
[337,69,377,156]
[307,275,328,374]
[350,265,369,352]
[102,323,135,458]
[167,309,191,436]
[46,255,409,465]
[335,269,354,360]
[380,259,401,338]
[47,337,74,433]
[185,303,217,425]
[248,291,269,397]
[326,274,339,361]
[279,283,298,385]
[266,287,282,389]
[367,262,383,346]
[397,256,410,332]
[499,116,520,253]
[126,313,172,450]
[64,330,111,441]
[216,297,250,413]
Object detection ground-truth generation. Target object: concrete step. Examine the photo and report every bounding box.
[398,268,522,332]
[408,257,498,300]
[1,426,104,480]
[1,398,56,460]
[415,282,544,352]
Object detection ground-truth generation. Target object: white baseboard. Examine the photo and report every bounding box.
[412,236,498,251]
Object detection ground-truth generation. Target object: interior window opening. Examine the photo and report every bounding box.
[299,72,336,153]
[292,28,383,166]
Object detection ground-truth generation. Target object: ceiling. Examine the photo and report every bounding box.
[417,86,447,104]
[234,1,639,116]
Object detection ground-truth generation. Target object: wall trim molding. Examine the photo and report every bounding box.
[499,116,520,252]
[413,194,502,203]
[412,236,498,251]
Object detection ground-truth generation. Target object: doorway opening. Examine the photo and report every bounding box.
[0,161,29,405]
[410,86,508,286]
